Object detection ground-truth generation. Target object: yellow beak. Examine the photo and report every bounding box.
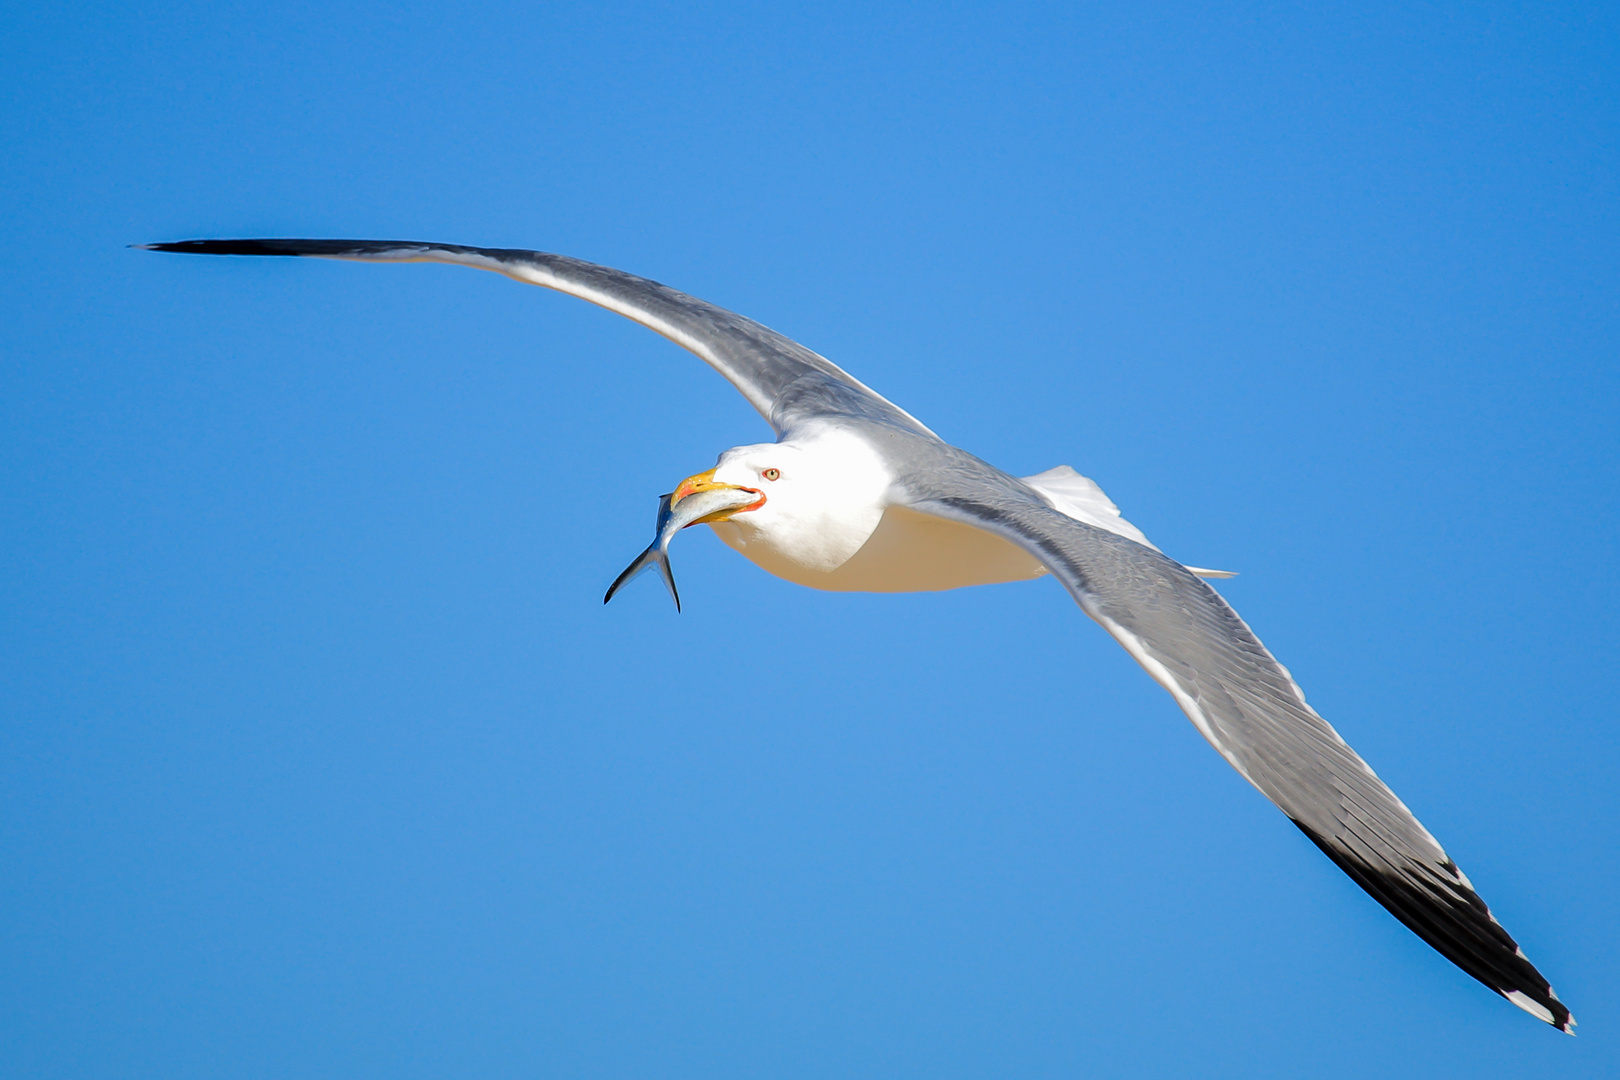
[671,468,764,524]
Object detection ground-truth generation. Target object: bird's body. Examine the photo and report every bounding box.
[702,421,1220,593]
[707,427,1048,591]
[142,237,1574,1033]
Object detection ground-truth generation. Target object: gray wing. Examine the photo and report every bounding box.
[139,239,933,438]
[908,462,1574,1033]
[144,239,1571,1029]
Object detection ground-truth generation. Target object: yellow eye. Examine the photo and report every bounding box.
[762,468,781,481]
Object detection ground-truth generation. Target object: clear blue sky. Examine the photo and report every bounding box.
[3,3,1616,1076]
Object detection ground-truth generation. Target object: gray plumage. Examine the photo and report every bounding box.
[141,237,1574,1033]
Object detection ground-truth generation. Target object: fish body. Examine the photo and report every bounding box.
[604,486,761,610]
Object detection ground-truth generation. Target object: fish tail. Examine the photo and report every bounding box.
[604,544,659,605]
[603,542,682,612]
[656,545,681,613]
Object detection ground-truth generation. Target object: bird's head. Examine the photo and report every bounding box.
[671,433,891,574]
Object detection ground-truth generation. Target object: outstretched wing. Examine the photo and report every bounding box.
[140,239,932,437]
[146,239,1571,1030]
[911,469,1574,1033]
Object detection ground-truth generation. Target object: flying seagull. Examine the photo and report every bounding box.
[141,237,1574,1032]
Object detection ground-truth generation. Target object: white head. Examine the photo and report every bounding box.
[669,426,894,575]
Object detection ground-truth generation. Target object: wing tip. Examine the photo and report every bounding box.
[1504,989,1576,1035]
[1289,820,1575,1034]
[136,239,309,256]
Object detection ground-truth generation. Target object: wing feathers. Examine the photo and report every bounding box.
[915,487,1573,1032]
[140,238,930,435]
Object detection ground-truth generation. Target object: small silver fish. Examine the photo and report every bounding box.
[604,484,761,611]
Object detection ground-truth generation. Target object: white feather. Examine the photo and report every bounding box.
[1023,466,1235,579]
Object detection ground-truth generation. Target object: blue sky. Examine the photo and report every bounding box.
[2,2,1617,1076]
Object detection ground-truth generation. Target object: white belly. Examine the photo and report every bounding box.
[709,505,1046,593]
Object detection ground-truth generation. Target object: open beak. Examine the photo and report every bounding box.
[670,468,765,524]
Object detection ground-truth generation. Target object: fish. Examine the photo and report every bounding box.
[603,485,762,611]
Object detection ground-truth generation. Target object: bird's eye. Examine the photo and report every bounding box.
[762,468,781,481]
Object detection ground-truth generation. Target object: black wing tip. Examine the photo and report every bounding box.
[136,239,314,257]
[1504,964,1577,1034]
[1290,819,1575,1033]
[1501,987,1576,1034]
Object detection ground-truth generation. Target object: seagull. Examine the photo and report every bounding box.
[141,237,1574,1032]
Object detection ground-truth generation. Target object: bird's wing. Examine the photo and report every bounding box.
[911,469,1573,1032]
[1022,465,1236,578]
[140,239,932,438]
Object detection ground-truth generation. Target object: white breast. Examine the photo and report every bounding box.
[711,504,1047,592]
